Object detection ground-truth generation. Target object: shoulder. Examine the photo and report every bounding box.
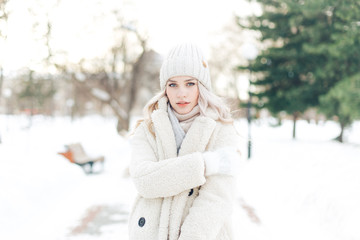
[131,120,154,143]
[215,120,237,133]
[132,120,146,136]
[210,121,240,149]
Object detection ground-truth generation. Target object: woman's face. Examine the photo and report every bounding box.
[166,76,199,114]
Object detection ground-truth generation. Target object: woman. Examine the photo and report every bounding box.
[129,43,240,240]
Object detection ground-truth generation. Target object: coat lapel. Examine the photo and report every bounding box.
[178,116,216,156]
[151,97,177,160]
[168,116,216,240]
[150,97,218,240]
[151,96,177,239]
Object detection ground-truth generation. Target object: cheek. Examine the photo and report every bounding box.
[192,88,199,101]
[166,88,176,102]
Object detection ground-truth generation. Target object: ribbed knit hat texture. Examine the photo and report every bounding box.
[159,43,211,91]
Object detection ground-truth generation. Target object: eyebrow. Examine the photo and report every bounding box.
[168,78,196,82]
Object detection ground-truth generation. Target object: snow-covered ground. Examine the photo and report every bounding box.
[0,114,359,240]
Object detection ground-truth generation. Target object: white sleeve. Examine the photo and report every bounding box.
[129,125,206,199]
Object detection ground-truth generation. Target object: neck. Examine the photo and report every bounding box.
[171,105,200,132]
[173,105,200,121]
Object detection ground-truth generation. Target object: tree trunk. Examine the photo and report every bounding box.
[337,121,346,143]
[0,67,3,100]
[0,67,2,143]
[117,117,129,136]
[127,51,145,116]
[336,116,351,143]
[292,112,299,139]
[338,125,344,143]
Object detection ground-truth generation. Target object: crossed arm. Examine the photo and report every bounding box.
[129,125,206,198]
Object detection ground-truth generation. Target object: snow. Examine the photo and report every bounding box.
[0,114,359,240]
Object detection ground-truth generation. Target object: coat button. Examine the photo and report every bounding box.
[138,217,145,227]
[188,189,193,196]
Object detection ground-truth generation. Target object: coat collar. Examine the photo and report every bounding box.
[178,116,216,156]
[151,96,217,159]
[151,97,177,160]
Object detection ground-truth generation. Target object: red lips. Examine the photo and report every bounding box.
[177,101,190,107]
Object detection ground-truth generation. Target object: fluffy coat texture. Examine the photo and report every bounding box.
[129,96,239,240]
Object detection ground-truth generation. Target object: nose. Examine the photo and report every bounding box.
[177,86,187,98]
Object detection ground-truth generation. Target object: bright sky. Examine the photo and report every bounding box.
[0,0,261,73]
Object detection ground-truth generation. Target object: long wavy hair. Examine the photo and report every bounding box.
[135,81,233,135]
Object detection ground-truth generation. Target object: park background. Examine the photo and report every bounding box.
[0,0,359,239]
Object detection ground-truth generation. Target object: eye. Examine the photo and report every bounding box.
[187,82,196,86]
[168,83,177,87]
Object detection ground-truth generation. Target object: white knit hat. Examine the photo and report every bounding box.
[159,43,211,91]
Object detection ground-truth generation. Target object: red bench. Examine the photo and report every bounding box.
[58,143,105,174]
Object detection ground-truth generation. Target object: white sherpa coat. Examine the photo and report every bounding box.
[129,97,239,240]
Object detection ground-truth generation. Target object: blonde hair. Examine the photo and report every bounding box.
[133,91,165,136]
[197,82,233,123]
[135,81,233,135]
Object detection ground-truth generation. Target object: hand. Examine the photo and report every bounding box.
[202,147,241,176]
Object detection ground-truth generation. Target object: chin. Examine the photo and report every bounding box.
[175,108,191,114]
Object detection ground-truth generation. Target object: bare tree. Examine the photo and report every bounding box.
[41,8,160,134]
[15,70,56,127]
[74,27,160,134]
[0,0,6,141]
[0,0,9,101]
